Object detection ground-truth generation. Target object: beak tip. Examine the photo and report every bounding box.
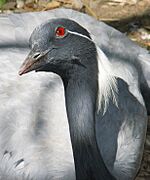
[18,69,24,76]
[18,72,23,76]
[18,67,27,76]
[18,71,22,76]
[19,53,43,76]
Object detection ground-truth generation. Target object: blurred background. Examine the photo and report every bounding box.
[0,0,150,50]
[0,0,150,179]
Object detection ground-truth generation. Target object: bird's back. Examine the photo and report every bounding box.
[0,45,75,179]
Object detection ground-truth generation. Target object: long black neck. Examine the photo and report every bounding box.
[62,63,115,180]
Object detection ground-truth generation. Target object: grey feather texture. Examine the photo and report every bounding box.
[0,8,149,180]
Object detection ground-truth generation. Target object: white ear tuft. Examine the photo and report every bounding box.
[96,46,118,114]
[64,29,118,113]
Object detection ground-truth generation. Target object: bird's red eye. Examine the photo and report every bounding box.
[55,27,66,37]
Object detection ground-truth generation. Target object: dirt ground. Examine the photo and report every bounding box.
[84,0,150,50]
[0,0,150,179]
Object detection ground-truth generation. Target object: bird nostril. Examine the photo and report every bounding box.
[33,52,41,59]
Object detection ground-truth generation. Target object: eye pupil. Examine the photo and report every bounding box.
[56,27,65,37]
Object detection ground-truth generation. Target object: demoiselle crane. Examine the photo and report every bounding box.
[0,8,150,180]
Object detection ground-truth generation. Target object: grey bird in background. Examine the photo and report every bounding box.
[0,8,150,180]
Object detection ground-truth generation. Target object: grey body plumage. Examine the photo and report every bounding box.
[0,8,149,180]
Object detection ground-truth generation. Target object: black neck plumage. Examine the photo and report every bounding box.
[63,62,116,180]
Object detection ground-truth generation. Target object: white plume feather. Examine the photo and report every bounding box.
[67,30,118,114]
[96,46,118,114]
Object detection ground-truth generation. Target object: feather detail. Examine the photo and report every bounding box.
[96,46,118,114]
